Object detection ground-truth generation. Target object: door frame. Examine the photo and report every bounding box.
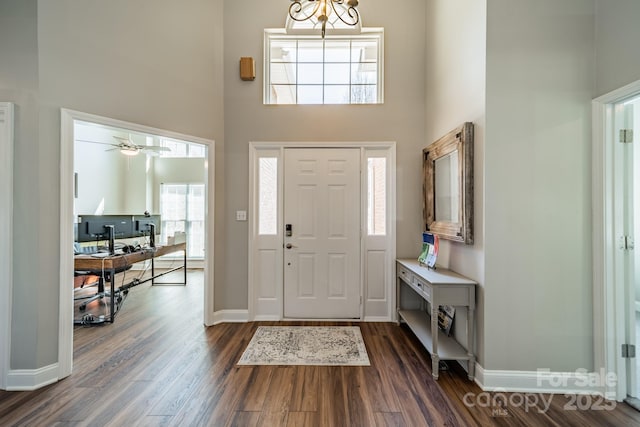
[248,141,396,321]
[592,79,640,401]
[58,109,215,380]
[0,102,14,390]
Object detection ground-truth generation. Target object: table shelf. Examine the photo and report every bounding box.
[398,309,470,360]
[396,259,476,380]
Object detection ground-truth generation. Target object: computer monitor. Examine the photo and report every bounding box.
[76,215,134,243]
[133,214,161,247]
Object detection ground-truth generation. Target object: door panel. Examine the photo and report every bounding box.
[284,148,361,318]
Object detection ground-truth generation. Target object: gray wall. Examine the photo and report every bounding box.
[222,0,427,310]
[2,0,224,370]
[484,0,595,371]
[595,0,640,97]
[424,0,487,364]
[0,0,54,369]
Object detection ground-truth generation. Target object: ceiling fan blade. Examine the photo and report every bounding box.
[112,135,132,143]
[75,138,118,148]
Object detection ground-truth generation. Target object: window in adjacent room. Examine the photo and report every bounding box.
[264,29,384,105]
[159,137,206,158]
[160,183,205,258]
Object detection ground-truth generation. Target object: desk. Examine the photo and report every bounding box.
[74,242,187,323]
[396,259,476,380]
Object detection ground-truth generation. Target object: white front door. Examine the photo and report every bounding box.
[283,148,361,318]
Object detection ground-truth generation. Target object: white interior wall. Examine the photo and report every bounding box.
[0,0,52,370]
[595,0,640,97]
[484,0,595,372]
[424,0,487,364]
[74,126,128,215]
[223,0,427,311]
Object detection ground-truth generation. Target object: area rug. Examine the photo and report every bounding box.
[237,326,370,366]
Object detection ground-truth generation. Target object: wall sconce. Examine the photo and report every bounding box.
[240,57,255,81]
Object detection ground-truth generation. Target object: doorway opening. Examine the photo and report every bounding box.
[593,80,640,403]
[58,109,215,380]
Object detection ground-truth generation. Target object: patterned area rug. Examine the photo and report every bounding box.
[237,326,370,366]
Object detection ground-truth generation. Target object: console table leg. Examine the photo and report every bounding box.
[431,304,439,380]
[468,306,476,380]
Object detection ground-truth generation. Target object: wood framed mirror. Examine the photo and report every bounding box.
[423,122,474,244]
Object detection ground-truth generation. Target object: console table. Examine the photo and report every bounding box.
[396,259,476,380]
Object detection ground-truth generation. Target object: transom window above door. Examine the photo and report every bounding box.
[264,29,384,105]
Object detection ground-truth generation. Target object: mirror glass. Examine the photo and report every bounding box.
[434,150,459,222]
[423,122,474,244]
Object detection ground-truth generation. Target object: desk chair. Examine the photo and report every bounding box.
[74,265,132,311]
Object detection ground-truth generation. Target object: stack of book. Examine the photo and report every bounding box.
[418,232,438,269]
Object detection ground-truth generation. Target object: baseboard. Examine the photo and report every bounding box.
[130,260,204,270]
[363,316,392,322]
[212,309,249,325]
[253,315,281,321]
[6,363,59,391]
[215,312,393,324]
[474,363,607,395]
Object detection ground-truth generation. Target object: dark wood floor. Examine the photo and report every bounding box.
[1,271,640,426]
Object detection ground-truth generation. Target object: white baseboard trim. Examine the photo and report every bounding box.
[363,316,392,322]
[253,315,281,321]
[474,363,607,395]
[214,313,394,324]
[212,310,249,325]
[6,363,59,391]
[130,260,204,270]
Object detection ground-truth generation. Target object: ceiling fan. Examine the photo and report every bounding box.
[76,135,171,156]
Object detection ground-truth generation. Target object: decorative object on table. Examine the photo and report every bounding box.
[438,305,455,336]
[418,232,439,269]
[237,326,370,366]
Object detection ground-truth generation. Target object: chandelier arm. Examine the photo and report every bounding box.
[333,4,360,26]
[288,0,321,22]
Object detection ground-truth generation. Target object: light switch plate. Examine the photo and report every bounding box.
[236,210,247,221]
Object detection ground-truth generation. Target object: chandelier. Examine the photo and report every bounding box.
[288,0,360,38]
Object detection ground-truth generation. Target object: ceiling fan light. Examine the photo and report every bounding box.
[120,147,139,156]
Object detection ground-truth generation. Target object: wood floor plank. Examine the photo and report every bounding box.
[236,366,275,412]
[285,411,318,427]
[373,412,406,427]
[289,366,319,412]
[316,366,347,426]
[341,367,376,426]
[2,270,640,427]
[261,366,296,414]
[226,411,261,427]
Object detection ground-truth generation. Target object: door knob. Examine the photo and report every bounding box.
[286,243,297,249]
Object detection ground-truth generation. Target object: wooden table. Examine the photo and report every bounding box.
[74,242,187,323]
